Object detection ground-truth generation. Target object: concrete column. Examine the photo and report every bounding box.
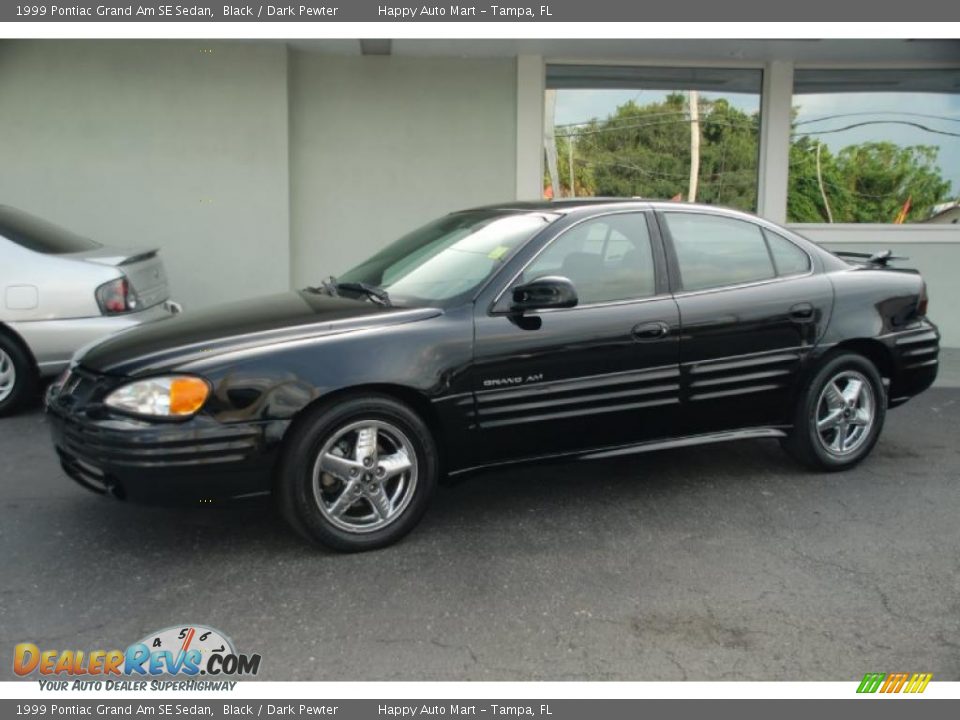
[515,54,545,201]
[757,60,794,223]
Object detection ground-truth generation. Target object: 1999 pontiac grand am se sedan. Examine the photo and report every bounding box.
[47,200,939,551]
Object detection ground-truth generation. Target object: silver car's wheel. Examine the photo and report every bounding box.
[0,348,17,404]
[311,419,418,534]
[814,369,876,457]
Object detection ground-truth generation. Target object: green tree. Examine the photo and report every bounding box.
[787,136,853,222]
[835,143,951,223]
[550,94,760,211]
[788,139,952,223]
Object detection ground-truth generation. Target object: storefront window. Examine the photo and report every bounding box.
[544,65,763,212]
[788,69,960,224]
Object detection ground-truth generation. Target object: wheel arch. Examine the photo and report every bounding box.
[0,322,40,375]
[274,382,448,484]
[827,338,895,381]
[802,338,895,409]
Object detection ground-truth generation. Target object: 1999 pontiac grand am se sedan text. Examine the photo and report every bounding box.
[46,200,939,551]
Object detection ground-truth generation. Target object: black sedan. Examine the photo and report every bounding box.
[46,200,939,551]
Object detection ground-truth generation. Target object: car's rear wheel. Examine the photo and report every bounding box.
[0,335,37,417]
[277,394,438,552]
[781,352,886,471]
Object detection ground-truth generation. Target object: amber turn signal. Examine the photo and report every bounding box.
[169,377,210,415]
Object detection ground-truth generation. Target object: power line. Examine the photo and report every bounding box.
[554,109,690,129]
[793,120,960,139]
[556,116,757,139]
[795,111,960,127]
[574,156,756,182]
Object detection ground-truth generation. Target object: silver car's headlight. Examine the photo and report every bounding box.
[104,376,210,418]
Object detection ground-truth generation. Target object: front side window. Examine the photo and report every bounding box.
[788,69,960,224]
[522,213,656,304]
[339,210,556,305]
[664,212,775,292]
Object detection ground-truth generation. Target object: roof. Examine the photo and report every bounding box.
[464,198,749,216]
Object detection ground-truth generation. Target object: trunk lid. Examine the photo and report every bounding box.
[72,247,170,310]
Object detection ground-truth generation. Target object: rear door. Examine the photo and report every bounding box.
[470,211,682,463]
[657,209,833,434]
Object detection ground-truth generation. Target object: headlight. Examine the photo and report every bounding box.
[104,376,210,418]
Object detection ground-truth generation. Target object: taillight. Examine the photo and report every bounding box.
[917,282,929,317]
[95,277,139,315]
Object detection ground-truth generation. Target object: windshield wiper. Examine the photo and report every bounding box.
[305,276,341,297]
[306,276,391,307]
[337,281,391,306]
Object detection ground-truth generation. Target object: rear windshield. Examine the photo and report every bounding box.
[0,205,101,254]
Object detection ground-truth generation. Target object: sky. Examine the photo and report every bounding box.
[553,88,960,194]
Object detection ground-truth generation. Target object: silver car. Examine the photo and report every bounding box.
[0,205,180,415]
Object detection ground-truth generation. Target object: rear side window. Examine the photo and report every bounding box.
[664,212,775,292]
[764,230,811,277]
[0,205,100,254]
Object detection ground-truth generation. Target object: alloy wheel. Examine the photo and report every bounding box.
[814,370,876,457]
[311,419,418,534]
[0,348,16,404]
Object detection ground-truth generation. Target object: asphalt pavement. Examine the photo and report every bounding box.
[1,378,958,681]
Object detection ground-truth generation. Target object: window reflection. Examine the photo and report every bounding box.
[789,69,960,224]
[544,66,762,212]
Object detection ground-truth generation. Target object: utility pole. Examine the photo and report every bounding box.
[568,134,575,198]
[816,141,834,223]
[543,90,560,199]
[688,90,700,203]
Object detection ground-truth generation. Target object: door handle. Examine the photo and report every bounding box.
[632,321,670,340]
[789,303,815,322]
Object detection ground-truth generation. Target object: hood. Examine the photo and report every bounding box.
[78,291,442,376]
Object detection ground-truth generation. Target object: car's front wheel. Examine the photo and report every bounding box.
[277,394,438,552]
[781,352,886,471]
[0,334,37,417]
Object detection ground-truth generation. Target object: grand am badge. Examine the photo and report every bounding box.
[483,373,544,388]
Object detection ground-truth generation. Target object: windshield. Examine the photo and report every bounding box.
[0,205,101,254]
[337,210,556,305]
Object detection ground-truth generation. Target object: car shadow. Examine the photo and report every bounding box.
[42,436,814,560]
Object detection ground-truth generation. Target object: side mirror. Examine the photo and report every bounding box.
[510,276,579,313]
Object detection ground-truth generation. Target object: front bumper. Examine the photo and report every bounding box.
[12,300,183,377]
[46,368,281,504]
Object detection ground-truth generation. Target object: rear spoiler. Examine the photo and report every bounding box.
[118,250,158,266]
[834,249,908,267]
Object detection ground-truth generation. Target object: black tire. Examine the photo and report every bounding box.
[781,352,886,471]
[276,394,438,552]
[0,333,38,417]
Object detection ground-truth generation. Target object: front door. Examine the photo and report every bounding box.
[470,212,681,464]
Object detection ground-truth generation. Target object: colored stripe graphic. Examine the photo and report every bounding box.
[904,673,933,694]
[857,673,886,693]
[857,672,932,694]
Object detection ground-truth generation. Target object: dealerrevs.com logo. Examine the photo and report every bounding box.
[14,625,261,686]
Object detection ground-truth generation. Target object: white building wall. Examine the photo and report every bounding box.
[0,40,291,311]
[1,41,957,348]
[288,52,518,287]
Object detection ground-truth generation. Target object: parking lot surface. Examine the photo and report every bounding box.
[1,385,959,681]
